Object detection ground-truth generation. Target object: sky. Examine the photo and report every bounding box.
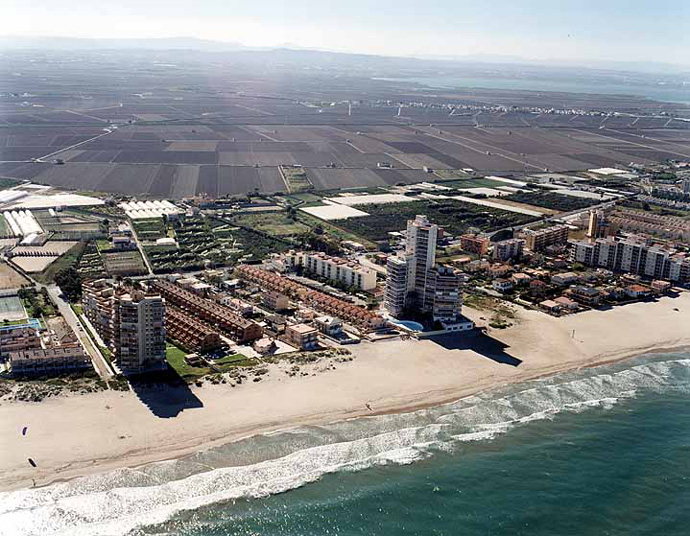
[2,0,688,64]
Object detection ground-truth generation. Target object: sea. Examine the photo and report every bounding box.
[374,75,690,105]
[1,350,690,536]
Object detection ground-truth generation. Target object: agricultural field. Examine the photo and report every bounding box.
[131,218,168,241]
[102,251,148,276]
[505,191,601,212]
[337,199,537,242]
[1,47,689,201]
[227,211,311,237]
[0,295,27,321]
[281,166,314,193]
[0,262,28,290]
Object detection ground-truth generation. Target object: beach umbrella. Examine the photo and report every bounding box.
[28,458,37,468]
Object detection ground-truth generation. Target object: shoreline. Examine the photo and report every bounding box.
[1,294,690,493]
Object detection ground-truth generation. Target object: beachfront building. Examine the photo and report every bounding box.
[236,265,386,331]
[523,225,569,252]
[383,255,411,317]
[459,233,490,256]
[0,326,41,359]
[278,251,377,291]
[383,216,472,331]
[115,291,167,373]
[492,238,525,262]
[285,323,318,350]
[406,215,438,309]
[165,305,223,354]
[9,346,91,377]
[427,265,466,322]
[570,236,690,283]
[150,279,264,343]
[83,279,167,374]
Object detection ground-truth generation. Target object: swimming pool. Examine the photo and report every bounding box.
[392,320,424,332]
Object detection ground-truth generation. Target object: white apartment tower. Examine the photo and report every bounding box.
[383,255,410,317]
[115,292,167,374]
[405,215,438,311]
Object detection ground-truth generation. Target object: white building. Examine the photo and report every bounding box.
[279,251,377,291]
[406,215,438,310]
[383,255,411,317]
[570,236,690,283]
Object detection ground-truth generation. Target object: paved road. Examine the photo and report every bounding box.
[43,284,114,380]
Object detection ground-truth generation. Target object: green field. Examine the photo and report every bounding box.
[0,214,9,235]
[132,218,167,241]
[229,212,310,237]
[337,199,537,242]
[166,343,210,379]
[282,166,314,193]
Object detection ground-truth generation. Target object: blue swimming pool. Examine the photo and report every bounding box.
[392,320,424,332]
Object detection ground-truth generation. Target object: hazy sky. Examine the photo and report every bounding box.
[2,0,688,64]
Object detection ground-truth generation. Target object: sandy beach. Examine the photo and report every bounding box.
[1,293,689,493]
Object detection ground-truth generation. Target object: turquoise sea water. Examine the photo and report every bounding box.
[2,351,690,536]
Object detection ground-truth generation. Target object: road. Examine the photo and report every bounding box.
[42,284,115,380]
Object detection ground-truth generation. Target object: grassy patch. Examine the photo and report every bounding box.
[228,212,310,237]
[165,342,211,379]
[32,241,85,284]
[281,166,314,193]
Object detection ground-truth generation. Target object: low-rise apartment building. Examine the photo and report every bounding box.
[0,326,41,359]
[279,251,377,291]
[570,236,690,283]
[285,323,318,350]
[459,234,490,256]
[165,305,223,353]
[150,279,263,343]
[9,346,91,377]
[493,238,525,261]
[523,225,569,252]
[236,265,386,331]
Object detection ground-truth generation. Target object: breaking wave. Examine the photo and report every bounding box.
[1,354,689,536]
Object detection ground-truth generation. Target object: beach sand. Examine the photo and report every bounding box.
[1,293,689,492]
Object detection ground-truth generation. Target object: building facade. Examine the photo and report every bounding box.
[570,237,690,283]
[83,279,167,374]
[406,215,438,310]
[383,255,410,317]
[115,292,167,373]
[493,238,525,262]
[280,251,377,291]
[523,225,569,252]
[459,233,490,256]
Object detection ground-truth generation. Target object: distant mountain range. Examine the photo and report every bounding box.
[0,35,687,75]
